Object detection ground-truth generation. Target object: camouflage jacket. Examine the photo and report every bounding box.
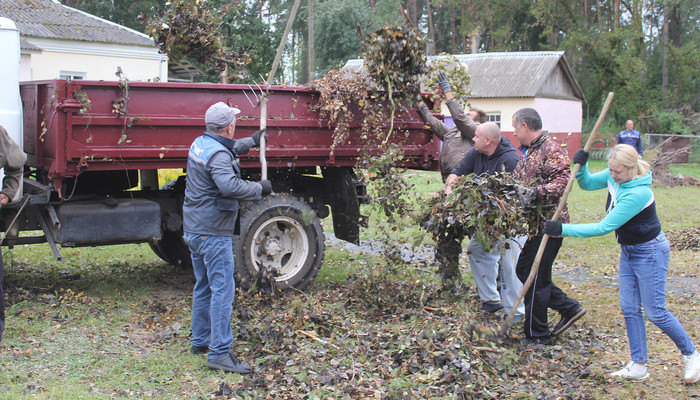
[513,132,570,234]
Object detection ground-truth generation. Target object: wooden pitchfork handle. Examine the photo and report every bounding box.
[258,0,302,181]
[500,92,615,335]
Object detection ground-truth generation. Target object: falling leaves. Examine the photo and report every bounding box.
[144,0,246,74]
[364,25,426,105]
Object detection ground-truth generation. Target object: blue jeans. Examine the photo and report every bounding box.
[183,233,236,359]
[619,232,695,363]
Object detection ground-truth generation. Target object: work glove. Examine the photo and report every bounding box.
[573,149,589,165]
[543,219,563,236]
[437,72,452,94]
[259,179,273,196]
[515,184,537,208]
[251,128,268,147]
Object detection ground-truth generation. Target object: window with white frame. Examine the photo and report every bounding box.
[59,71,86,80]
[486,112,501,127]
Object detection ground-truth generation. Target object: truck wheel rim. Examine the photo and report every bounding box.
[250,215,309,282]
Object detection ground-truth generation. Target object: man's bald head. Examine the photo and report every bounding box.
[473,122,502,156]
[479,122,502,141]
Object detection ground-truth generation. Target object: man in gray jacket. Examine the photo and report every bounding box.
[417,73,479,291]
[0,125,27,342]
[416,73,478,182]
[183,102,271,373]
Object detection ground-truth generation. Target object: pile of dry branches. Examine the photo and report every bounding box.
[649,137,693,186]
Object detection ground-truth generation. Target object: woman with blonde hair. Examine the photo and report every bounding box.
[544,144,699,383]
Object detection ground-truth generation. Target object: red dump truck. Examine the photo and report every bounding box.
[4,78,439,289]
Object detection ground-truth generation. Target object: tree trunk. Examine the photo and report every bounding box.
[308,0,315,83]
[461,3,467,53]
[409,0,418,28]
[662,3,669,102]
[426,0,436,55]
[451,5,456,53]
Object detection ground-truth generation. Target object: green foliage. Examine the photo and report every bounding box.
[652,109,693,135]
[424,55,471,109]
[366,146,415,225]
[313,0,366,73]
[66,0,166,32]
[221,2,277,83]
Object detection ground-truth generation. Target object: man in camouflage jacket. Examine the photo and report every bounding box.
[512,108,586,345]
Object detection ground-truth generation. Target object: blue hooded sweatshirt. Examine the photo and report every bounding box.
[561,164,661,245]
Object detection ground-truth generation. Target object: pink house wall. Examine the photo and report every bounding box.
[501,98,583,157]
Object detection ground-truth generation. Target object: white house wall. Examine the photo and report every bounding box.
[22,38,167,82]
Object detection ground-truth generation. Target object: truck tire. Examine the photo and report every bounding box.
[234,194,325,291]
[321,167,361,244]
[151,230,191,267]
[149,177,192,268]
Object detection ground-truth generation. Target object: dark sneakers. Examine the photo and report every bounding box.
[206,352,253,374]
[482,302,504,313]
[552,305,586,336]
[190,345,209,355]
[521,336,553,346]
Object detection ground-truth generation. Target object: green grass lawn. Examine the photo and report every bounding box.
[1,161,698,399]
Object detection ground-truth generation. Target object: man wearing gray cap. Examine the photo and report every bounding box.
[183,101,271,373]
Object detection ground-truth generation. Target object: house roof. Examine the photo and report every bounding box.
[0,0,156,48]
[344,51,585,102]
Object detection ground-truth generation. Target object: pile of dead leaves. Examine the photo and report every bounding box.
[230,269,598,399]
[425,173,539,252]
[666,226,700,251]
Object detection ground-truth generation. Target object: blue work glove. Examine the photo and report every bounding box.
[251,128,268,147]
[259,179,272,196]
[437,72,452,94]
[573,149,589,165]
[544,220,562,236]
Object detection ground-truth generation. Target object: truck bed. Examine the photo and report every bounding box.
[21,80,439,190]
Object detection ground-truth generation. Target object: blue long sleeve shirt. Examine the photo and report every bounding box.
[561,164,661,245]
[617,129,643,156]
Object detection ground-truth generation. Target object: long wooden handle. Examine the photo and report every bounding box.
[500,92,614,335]
[258,0,302,181]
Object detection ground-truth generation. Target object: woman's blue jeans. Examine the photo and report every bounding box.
[619,232,695,363]
[183,233,235,359]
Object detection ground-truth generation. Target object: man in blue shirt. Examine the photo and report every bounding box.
[617,120,643,156]
[183,102,271,373]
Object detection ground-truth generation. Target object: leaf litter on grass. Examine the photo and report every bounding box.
[223,262,603,400]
